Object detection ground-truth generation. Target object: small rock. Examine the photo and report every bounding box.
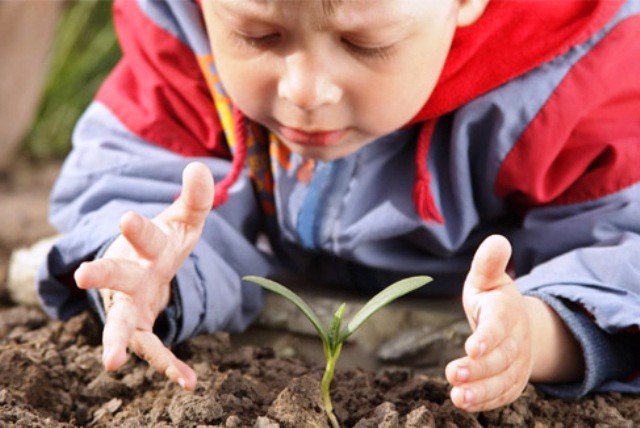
[7,236,59,306]
[104,398,122,413]
[225,415,242,427]
[354,402,401,428]
[254,416,280,428]
[377,320,470,365]
[92,398,122,422]
[405,405,435,427]
[375,402,400,428]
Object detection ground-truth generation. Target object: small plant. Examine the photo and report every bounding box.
[243,275,432,428]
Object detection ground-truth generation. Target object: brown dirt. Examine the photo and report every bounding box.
[1,159,639,427]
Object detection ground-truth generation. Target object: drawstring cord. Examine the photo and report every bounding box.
[212,105,248,208]
[413,120,444,223]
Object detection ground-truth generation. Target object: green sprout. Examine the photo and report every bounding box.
[243,275,432,428]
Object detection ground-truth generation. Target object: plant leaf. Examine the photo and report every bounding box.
[327,303,346,353]
[243,276,328,344]
[341,275,432,341]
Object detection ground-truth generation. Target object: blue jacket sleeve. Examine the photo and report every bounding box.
[512,183,640,396]
[37,102,277,344]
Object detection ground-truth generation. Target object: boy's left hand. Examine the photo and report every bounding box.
[74,162,214,391]
[445,235,533,412]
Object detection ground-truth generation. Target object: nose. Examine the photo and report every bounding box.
[277,52,342,111]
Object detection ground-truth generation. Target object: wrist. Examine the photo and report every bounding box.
[524,296,584,383]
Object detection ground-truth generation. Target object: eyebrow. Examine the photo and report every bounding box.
[321,0,343,17]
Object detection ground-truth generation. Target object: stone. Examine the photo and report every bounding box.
[7,235,59,306]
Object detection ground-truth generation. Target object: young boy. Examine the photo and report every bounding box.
[38,0,640,412]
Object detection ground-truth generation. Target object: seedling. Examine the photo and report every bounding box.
[243,275,432,428]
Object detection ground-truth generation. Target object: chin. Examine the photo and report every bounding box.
[283,138,369,162]
[286,145,353,162]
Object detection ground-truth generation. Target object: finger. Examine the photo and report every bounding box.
[450,371,527,412]
[463,295,513,358]
[451,364,526,411]
[447,336,520,385]
[461,388,524,413]
[75,259,146,294]
[102,297,137,371]
[119,211,168,260]
[161,162,214,227]
[130,331,197,391]
[465,235,512,293]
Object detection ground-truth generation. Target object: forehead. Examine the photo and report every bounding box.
[242,0,344,15]
[221,0,418,29]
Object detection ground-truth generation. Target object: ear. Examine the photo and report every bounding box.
[456,0,489,27]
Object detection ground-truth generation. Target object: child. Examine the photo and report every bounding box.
[37,0,640,412]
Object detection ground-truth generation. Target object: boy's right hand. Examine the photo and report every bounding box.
[74,162,215,391]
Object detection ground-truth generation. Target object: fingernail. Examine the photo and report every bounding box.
[457,367,470,382]
[177,378,187,389]
[464,389,474,405]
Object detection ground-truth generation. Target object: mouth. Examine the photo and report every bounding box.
[277,124,348,147]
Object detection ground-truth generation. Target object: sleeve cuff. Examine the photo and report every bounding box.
[525,291,638,398]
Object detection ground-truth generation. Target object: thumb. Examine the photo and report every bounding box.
[161,162,215,227]
[462,235,513,330]
[465,234,512,293]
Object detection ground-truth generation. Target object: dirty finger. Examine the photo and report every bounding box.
[130,330,197,391]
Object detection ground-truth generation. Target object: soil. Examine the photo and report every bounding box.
[1,159,639,427]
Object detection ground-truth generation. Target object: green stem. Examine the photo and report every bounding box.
[321,344,342,428]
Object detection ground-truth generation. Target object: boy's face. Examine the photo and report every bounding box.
[203,0,460,161]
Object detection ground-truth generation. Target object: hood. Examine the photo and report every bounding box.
[411,0,624,122]
[409,0,624,222]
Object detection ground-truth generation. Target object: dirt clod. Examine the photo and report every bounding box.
[267,375,326,427]
[168,391,224,425]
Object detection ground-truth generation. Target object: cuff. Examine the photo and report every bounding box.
[526,291,638,398]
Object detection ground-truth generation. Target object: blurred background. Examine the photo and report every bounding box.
[0,0,119,296]
[1,0,119,165]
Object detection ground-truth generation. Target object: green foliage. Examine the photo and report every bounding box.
[243,275,433,427]
[342,275,431,342]
[243,276,329,345]
[24,0,120,159]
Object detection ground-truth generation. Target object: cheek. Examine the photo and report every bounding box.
[351,71,434,135]
[219,60,277,120]
[208,37,277,121]
[358,39,453,132]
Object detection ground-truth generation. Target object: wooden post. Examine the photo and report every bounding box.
[0,1,63,171]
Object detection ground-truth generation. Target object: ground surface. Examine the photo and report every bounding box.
[1,159,639,427]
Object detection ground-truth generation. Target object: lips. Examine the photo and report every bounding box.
[278,125,348,147]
